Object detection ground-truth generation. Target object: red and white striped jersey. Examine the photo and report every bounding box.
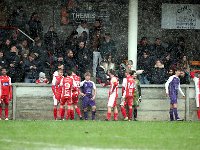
[52,71,64,95]
[109,76,119,97]
[0,75,12,99]
[122,75,135,98]
[190,71,200,107]
[60,76,76,98]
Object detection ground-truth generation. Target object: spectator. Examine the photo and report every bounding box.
[171,37,186,63]
[19,51,29,82]
[31,40,51,73]
[23,53,42,83]
[75,41,92,79]
[179,55,190,72]
[180,70,190,84]
[65,30,78,52]
[52,54,65,74]
[117,62,126,84]
[149,60,167,84]
[137,37,150,58]
[99,33,117,61]
[78,31,88,44]
[0,51,8,69]
[166,68,174,79]
[76,20,89,39]
[28,12,43,39]
[7,6,28,33]
[64,49,77,72]
[6,45,20,82]
[17,39,30,57]
[35,72,49,84]
[137,51,152,84]
[89,19,102,50]
[162,53,174,71]
[96,61,109,85]
[90,20,103,78]
[2,39,12,56]
[150,38,165,60]
[103,55,115,73]
[44,26,59,53]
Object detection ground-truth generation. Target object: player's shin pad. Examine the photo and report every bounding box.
[120,97,125,106]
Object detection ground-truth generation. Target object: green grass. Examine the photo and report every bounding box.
[0,120,200,150]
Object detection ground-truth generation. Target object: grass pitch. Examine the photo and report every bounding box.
[0,120,199,150]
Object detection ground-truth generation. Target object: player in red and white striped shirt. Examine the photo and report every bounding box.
[52,69,64,120]
[60,70,77,120]
[120,70,135,121]
[106,69,119,121]
[70,70,82,120]
[190,70,200,119]
[0,68,12,120]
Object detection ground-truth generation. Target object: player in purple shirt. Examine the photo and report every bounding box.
[165,68,185,121]
[80,72,97,120]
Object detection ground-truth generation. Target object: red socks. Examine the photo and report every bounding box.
[70,110,74,120]
[128,108,133,120]
[53,107,57,120]
[60,108,65,119]
[66,109,71,120]
[75,108,81,117]
[197,110,200,120]
[0,106,2,118]
[121,107,127,118]
[5,105,8,118]
[114,113,118,121]
[107,112,111,120]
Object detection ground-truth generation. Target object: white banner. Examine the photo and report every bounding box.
[161,4,200,29]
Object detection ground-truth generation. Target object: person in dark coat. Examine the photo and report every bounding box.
[75,41,92,79]
[6,45,20,83]
[149,60,167,84]
[44,26,59,54]
[64,49,77,72]
[0,51,8,70]
[96,61,109,85]
[137,51,153,84]
[28,12,43,39]
[23,53,42,83]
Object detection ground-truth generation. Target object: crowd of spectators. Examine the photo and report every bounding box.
[0,7,119,83]
[136,37,191,84]
[0,6,194,84]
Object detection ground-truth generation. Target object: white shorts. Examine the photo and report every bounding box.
[107,93,117,107]
[53,95,59,106]
[195,94,200,108]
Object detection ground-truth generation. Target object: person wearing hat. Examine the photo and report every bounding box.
[35,72,49,84]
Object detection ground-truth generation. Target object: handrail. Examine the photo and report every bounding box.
[0,26,35,43]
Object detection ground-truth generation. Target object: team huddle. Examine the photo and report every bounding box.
[51,68,139,121]
[0,67,200,121]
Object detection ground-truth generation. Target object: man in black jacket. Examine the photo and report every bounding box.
[23,53,42,83]
[6,45,20,83]
[64,49,77,72]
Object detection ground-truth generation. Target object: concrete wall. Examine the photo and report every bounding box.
[10,83,198,121]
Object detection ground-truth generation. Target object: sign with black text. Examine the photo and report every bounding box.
[161,4,200,29]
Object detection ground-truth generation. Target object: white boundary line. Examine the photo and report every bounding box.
[0,138,151,150]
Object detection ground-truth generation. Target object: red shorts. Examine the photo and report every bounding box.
[60,97,72,106]
[1,95,9,105]
[72,96,79,105]
[55,93,61,101]
[124,96,133,107]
